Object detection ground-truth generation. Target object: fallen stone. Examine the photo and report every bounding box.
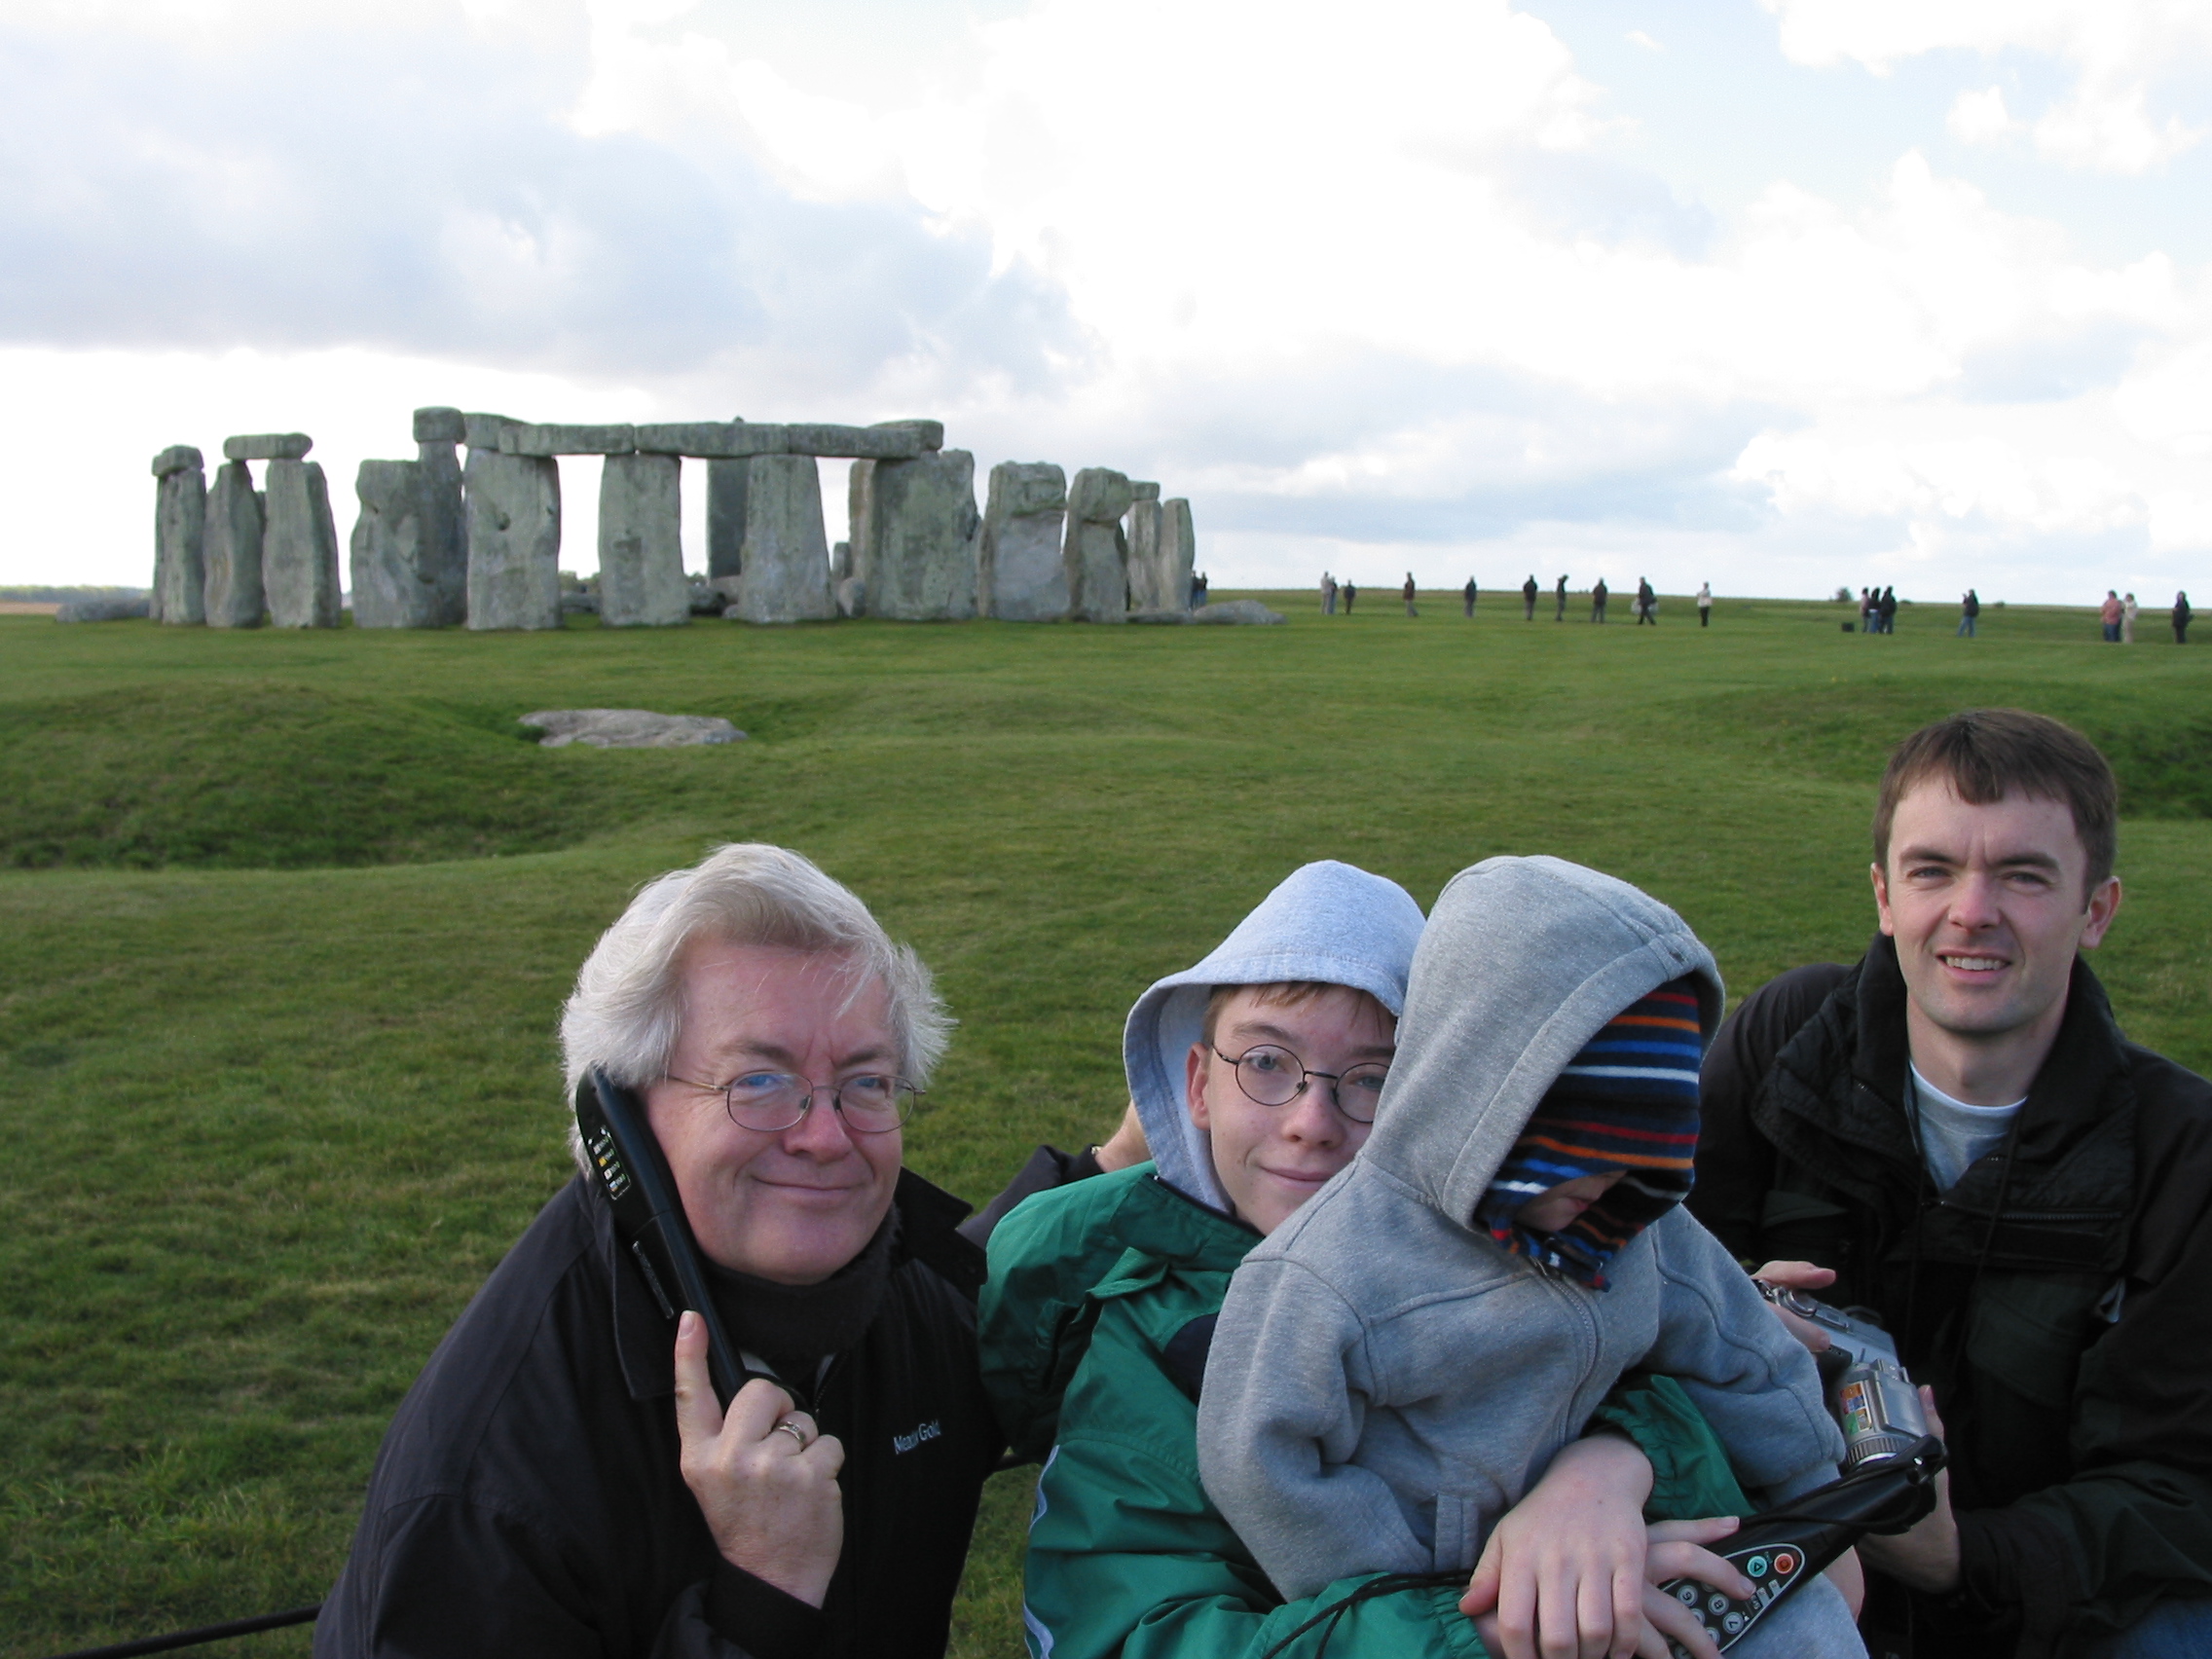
[203,460,265,628]
[263,460,343,627]
[706,457,750,579]
[1129,481,1161,500]
[350,460,433,629]
[151,444,203,478]
[732,454,834,623]
[978,461,1068,622]
[634,421,781,459]
[503,422,637,457]
[417,439,468,625]
[687,578,729,615]
[464,451,562,630]
[597,453,689,627]
[155,459,207,625]
[836,574,866,617]
[519,709,745,748]
[866,450,980,621]
[1190,598,1283,625]
[1124,498,1168,611]
[414,406,465,444]
[1063,467,1134,622]
[1160,498,1197,616]
[55,598,152,622]
[223,432,313,462]
[463,411,522,451]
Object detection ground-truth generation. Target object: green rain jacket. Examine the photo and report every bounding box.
[983,1163,1752,1659]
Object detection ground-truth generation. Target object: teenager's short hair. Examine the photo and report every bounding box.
[1201,980,1396,1048]
[560,844,950,1173]
[1873,710,2118,894]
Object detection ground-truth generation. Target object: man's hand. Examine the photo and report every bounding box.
[1092,1101,1151,1172]
[1752,1259,1837,1354]
[1857,1388,1960,1595]
[672,1310,846,1607]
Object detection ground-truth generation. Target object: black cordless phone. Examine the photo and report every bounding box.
[575,1066,771,1410]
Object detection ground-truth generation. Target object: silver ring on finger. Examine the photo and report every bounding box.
[774,1418,811,1450]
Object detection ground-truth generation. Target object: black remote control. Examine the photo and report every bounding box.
[1662,1537,1811,1655]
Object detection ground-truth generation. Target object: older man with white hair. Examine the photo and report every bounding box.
[319,843,1138,1659]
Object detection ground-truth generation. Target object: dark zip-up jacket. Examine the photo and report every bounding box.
[317,1169,1005,1659]
[1692,939,2212,1657]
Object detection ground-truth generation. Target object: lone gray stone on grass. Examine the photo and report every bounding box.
[1189,598,1283,625]
[264,460,343,627]
[465,451,562,630]
[55,598,153,622]
[519,710,745,748]
[978,461,1068,621]
[866,450,980,620]
[1063,467,1135,622]
[597,454,688,627]
[732,455,834,623]
[203,461,265,627]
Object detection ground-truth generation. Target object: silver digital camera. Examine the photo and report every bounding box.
[1755,1280,1930,1472]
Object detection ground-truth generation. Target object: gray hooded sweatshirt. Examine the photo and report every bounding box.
[1123,859,1426,1211]
[1198,856,1844,1602]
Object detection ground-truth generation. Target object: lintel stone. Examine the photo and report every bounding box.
[1129,481,1161,500]
[502,423,637,457]
[414,406,465,443]
[463,412,522,451]
[223,432,313,462]
[634,421,780,459]
[151,444,203,478]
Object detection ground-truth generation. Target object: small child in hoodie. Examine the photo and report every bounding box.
[1198,856,1863,1656]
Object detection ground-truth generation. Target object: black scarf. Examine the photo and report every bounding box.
[704,1209,899,1400]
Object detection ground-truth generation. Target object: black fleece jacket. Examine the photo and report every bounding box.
[1692,940,2212,1658]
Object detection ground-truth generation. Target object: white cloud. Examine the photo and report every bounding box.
[1948,86,2020,145]
[1627,30,1662,53]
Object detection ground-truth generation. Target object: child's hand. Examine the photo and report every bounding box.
[1458,1434,1655,1659]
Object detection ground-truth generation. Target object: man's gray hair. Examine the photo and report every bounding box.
[560,843,951,1172]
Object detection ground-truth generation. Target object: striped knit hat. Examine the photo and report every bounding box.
[1475,977,1703,1288]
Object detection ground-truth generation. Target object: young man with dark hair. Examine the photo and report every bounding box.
[1691,710,2212,1659]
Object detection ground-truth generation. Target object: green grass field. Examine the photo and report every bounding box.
[4,591,2208,1657]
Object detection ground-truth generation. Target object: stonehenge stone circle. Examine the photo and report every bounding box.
[223,432,313,462]
[263,459,343,628]
[707,458,750,581]
[152,448,207,625]
[414,406,465,444]
[203,460,266,628]
[978,461,1069,622]
[732,455,834,623]
[465,450,562,630]
[865,450,980,621]
[597,453,688,627]
[1124,497,1167,612]
[1063,467,1135,623]
[350,460,436,629]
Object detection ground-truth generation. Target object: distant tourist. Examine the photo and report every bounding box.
[2122,592,2139,645]
[1958,588,1979,638]
[1402,572,1418,618]
[1522,573,1538,620]
[1554,573,1567,621]
[1462,576,1477,618]
[1320,571,1337,615]
[2101,590,2122,642]
[1877,586,1897,634]
[1193,571,1209,608]
[1859,587,1874,635]
[1590,577,1608,623]
[1634,576,1656,625]
[1697,582,1712,627]
[1342,579,1355,614]
[2177,591,2193,644]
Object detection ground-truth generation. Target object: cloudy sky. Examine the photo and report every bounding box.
[4,0,2208,602]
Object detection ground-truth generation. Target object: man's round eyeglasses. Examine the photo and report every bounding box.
[666,1071,921,1134]
[1212,1046,1388,1124]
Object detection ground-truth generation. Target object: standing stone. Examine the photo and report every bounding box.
[350,460,431,628]
[1124,498,1167,611]
[847,461,876,585]
[417,439,467,625]
[598,453,688,627]
[733,455,834,623]
[153,451,207,625]
[203,461,266,627]
[263,460,343,628]
[831,541,852,582]
[1129,481,1161,501]
[707,459,750,581]
[866,450,980,621]
[978,462,1068,621]
[1063,467,1135,622]
[465,450,562,630]
[1161,498,1198,614]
